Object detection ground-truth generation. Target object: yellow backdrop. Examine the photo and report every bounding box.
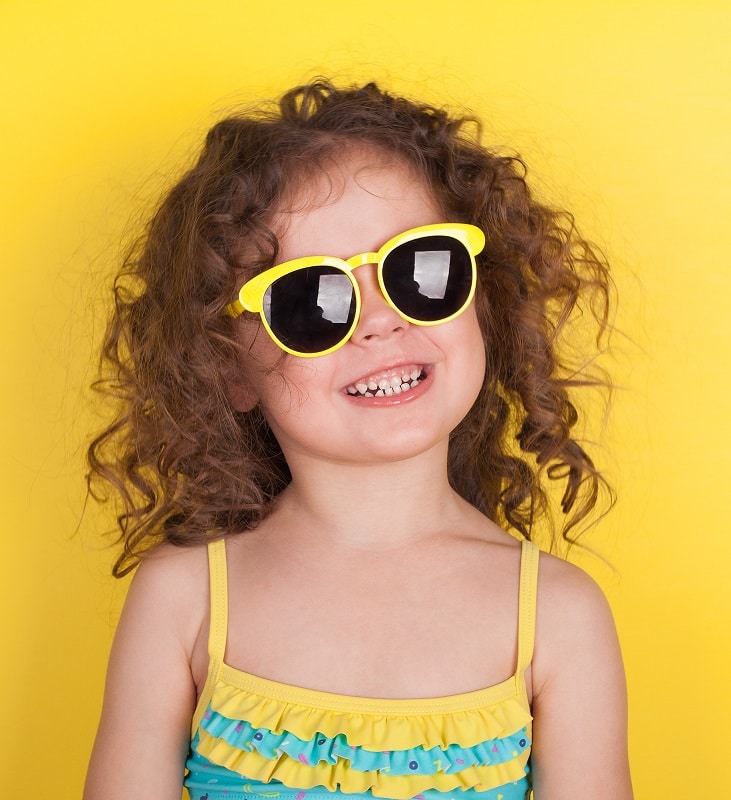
[1,1,729,796]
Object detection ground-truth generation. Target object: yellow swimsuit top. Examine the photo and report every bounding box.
[184,539,539,800]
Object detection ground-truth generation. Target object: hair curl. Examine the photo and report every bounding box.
[88,79,614,577]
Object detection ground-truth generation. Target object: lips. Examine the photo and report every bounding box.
[345,365,426,397]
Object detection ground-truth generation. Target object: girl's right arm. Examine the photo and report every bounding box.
[84,547,206,799]
[530,557,633,798]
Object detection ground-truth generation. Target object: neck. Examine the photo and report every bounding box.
[269,447,465,552]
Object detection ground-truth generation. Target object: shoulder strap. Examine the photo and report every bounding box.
[190,538,229,734]
[515,539,540,676]
[206,538,229,668]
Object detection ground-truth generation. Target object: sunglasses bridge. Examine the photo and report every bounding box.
[341,251,380,269]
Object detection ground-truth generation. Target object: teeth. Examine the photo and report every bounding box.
[346,368,424,397]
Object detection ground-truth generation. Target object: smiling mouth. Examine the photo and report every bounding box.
[345,366,427,398]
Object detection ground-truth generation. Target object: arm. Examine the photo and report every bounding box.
[530,559,633,799]
[84,546,206,799]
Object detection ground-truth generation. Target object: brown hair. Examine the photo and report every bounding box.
[88,79,613,577]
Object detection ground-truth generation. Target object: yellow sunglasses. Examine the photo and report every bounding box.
[227,222,485,358]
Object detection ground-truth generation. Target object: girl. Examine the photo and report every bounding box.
[84,81,632,799]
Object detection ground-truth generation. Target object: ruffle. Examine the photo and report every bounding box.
[210,676,530,751]
[201,709,529,775]
[186,750,530,800]
[194,729,530,799]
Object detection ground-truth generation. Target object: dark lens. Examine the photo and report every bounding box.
[264,266,356,354]
[381,235,474,322]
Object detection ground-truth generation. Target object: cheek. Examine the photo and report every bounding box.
[467,353,487,417]
[459,306,487,366]
[455,311,488,415]
[246,354,329,434]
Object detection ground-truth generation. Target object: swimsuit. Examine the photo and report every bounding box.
[185,539,539,800]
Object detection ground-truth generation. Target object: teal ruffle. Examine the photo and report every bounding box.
[200,707,530,777]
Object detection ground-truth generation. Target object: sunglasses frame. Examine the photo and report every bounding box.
[227,222,485,358]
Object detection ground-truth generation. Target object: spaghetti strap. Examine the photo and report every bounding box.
[190,538,229,734]
[206,538,229,669]
[515,539,540,677]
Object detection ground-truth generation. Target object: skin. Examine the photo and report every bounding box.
[84,152,633,799]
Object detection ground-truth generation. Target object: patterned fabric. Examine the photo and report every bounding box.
[185,539,539,800]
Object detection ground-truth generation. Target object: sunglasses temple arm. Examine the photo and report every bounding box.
[225,296,247,317]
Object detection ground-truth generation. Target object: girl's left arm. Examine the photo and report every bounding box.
[529,559,633,799]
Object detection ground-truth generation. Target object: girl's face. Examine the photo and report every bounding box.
[234,152,487,471]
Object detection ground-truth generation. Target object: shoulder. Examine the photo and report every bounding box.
[120,540,212,655]
[131,539,210,594]
[531,548,623,693]
[534,548,612,623]
[103,539,220,696]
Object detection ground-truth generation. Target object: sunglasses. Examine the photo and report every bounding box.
[227,222,485,358]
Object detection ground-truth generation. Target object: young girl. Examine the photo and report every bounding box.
[84,80,632,799]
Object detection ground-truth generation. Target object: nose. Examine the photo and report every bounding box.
[350,263,406,346]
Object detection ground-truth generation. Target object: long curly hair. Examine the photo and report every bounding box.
[88,79,614,577]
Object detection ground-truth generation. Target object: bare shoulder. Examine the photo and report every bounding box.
[534,547,607,598]
[109,540,215,695]
[531,550,622,690]
[132,539,210,589]
[545,546,612,584]
[131,540,209,605]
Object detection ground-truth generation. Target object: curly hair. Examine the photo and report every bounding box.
[88,79,614,577]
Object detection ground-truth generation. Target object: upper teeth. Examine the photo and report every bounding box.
[346,368,423,397]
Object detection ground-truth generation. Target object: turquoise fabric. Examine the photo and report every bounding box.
[196,707,530,775]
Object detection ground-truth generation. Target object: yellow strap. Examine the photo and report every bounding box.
[190,537,229,734]
[207,538,229,670]
[516,539,539,676]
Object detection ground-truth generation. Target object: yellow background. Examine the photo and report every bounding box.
[1,1,729,796]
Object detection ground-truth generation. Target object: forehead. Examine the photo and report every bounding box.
[272,150,443,261]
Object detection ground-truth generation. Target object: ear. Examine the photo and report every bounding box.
[226,319,265,412]
[227,373,260,413]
